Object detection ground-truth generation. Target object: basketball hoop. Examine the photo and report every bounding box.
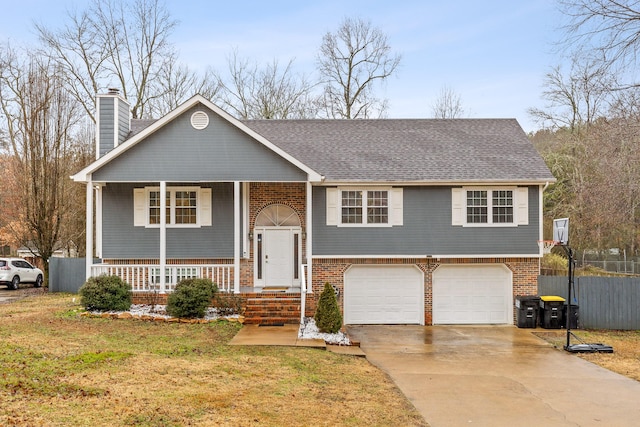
[538,240,559,254]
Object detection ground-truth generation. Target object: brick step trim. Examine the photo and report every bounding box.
[244,317,300,326]
[245,304,300,310]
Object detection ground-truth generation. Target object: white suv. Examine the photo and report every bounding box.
[0,258,44,290]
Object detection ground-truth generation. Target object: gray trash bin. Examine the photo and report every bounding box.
[515,296,540,328]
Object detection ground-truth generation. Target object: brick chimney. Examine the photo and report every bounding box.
[95,88,131,159]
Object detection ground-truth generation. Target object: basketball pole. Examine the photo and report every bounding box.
[563,244,574,349]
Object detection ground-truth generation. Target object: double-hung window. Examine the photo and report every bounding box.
[134,186,212,228]
[452,187,528,227]
[327,187,402,227]
[341,189,389,225]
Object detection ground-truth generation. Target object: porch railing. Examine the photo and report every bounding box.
[300,264,308,325]
[91,263,234,293]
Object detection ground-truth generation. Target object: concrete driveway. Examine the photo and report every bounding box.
[0,287,44,303]
[347,325,640,427]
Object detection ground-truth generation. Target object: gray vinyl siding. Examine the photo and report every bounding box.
[98,97,115,158]
[312,186,540,256]
[117,97,129,147]
[93,104,307,182]
[101,182,234,259]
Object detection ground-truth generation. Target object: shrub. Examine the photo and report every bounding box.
[542,253,568,271]
[166,278,217,318]
[79,275,132,312]
[314,282,343,334]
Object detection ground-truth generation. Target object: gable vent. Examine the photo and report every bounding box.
[190,111,209,130]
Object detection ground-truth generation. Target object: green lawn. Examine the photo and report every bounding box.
[0,293,427,426]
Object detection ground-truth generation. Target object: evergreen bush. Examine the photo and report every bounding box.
[79,275,132,312]
[314,282,343,333]
[166,278,217,318]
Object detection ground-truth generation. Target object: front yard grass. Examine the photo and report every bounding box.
[0,294,427,426]
[535,329,640,381]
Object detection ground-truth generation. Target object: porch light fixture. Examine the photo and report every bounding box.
[248,231,253,240]
[301,230,306,240]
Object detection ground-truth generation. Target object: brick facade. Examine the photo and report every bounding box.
[243,182,307,287]
[309,257,539,325]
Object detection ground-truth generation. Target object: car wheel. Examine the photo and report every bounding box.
[35,275,43,288]
[10,276,19,290]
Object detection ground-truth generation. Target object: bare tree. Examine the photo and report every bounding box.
[317,17,401,119]
[36,0,185,120]
[0,45,83,279]
[431,85,465,119]
[528,55,613,131]
[217,50,318,119]
[559,0,640,88]
[146,55,222,118]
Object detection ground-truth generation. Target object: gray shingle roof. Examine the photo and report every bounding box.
[129,119,157,138]
[242,119,555,183]
[128,116,554,183]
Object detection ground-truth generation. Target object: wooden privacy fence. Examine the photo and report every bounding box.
[538,275,640,330]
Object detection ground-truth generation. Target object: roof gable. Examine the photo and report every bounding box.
[73,95,321,183]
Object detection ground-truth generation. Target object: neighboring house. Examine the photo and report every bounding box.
[17,244,77,270]
[17,244,78,260]
[72,90,555,325]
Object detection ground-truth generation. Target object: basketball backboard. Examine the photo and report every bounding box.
[553,218,569,245]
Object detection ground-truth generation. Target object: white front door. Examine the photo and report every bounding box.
[264,228,293,286]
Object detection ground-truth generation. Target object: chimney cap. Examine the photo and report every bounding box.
[107,87,120,95]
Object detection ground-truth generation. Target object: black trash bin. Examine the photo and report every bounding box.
[515,295,540,328]
[563,303,579,329]
[539,296,565,329]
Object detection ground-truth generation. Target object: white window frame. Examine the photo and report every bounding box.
[134,186,211,228]
[452,186,528,227]
[327,187,403,227]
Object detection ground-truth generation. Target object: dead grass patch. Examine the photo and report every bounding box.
[534,329,640,381]
[0,294,427,426]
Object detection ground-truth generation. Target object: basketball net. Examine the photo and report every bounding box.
[538,240,558,254]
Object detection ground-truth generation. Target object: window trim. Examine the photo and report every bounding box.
[326,187,403,227]
[452,186,528,227]
[133,186,211,228]
[338,187,392,228]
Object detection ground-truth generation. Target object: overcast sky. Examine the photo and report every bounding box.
[0,0,565,132]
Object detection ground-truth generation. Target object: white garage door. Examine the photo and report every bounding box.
[432,264,512,325]
[344,265,423,325]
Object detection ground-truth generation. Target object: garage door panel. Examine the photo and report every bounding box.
[433,264,512,325]
[344,265,423,325]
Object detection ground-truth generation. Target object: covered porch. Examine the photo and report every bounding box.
[89,261,309,295]
[83,180,314,296]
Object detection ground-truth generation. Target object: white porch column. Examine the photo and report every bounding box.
[306,181,313,294]
[95,184,103,258]
[234,181,241,293]
[159,181,167,293]
[242,182,250,258]
[85,180,94,280]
